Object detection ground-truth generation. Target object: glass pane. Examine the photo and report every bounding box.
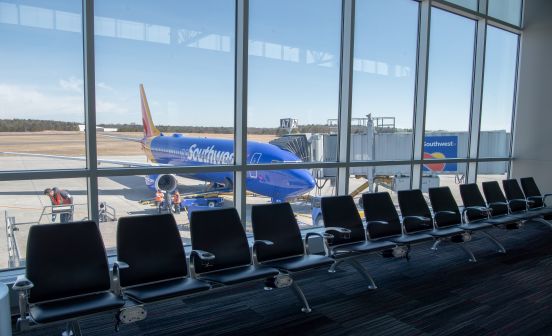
[352,0,418,161]
[488,0,522,26]
[94,1,235,168]
[0,0,85,171]
[98,173,234,251]
[245,168,322,230]
[422,164,467,205]
[349,165,412,208]
[248,0,341,163]
[479,27,518,158]
[443,0,478,11]
[0,178,88,270]
[476,161,509,191]
[425,8,476,159]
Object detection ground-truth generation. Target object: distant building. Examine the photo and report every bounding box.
[78,125,118,132]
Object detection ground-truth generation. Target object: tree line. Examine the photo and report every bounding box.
[0,119,332,135]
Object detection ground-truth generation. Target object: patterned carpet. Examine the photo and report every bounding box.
[14,222,552,336]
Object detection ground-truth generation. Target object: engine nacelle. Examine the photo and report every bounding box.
[145,174,178,193]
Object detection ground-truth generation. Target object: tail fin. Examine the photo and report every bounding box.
[140,84,161,137]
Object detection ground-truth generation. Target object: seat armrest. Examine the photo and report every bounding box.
[402,216,432,226]
[12,275,34,291]
[462,206,491,223]
[305,232,333,255]
[13,275,33,330]
[189,249,216,278]
[325,226,352,240]
[111,261,129,296]
[434,210,456,217]
[251,240,274,265]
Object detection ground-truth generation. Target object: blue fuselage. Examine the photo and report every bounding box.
[145,134,315,202]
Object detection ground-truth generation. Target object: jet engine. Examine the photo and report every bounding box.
[145,174,178,193]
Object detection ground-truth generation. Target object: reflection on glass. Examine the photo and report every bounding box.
[245,168,320,229]
[99,174,235,250]
[352,0,418,161]
[248,0,341,162]
[349,165,412,208]
[479,27,518,158]
[0,178,88,270]
[0,0,85,171]
[488,0,523,26]
[443,0,478,11]
[94,0,235,167]
[477,161,509,190]
[422,164,467,205]
[425,8,476,159]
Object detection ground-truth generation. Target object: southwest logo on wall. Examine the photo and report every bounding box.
[423,136,458,173]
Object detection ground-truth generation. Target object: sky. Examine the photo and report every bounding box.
[0,0,519,132]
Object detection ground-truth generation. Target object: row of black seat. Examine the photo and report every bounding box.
[11,177,551,335]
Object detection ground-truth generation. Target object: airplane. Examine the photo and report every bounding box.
[0,84,316,203]
[137,84,315,202]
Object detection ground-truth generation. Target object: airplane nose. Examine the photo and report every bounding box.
[292,169,315,193]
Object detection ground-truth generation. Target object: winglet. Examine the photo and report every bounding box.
[140,84,161,137]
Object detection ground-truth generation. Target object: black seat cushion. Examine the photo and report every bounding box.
[428,226,465,238]
[428,187,463,227]
[25,221,111,304]
[321,196,366,245]
[332,240,397,256]
[124,278,210,303]
[485,214,524,226]
[460,184,489,222]
[389,233,434,245]
[251,203,305,262]
[198,265,279,285]
[263,255,334,273]
[460,221,494,231]
[30,292,124,324]
[117,214,188,288]
[482,181,510,216]
[397,189,435,233]
[527,207,552,218]
[190,208,252,274]
[362,192,403,239]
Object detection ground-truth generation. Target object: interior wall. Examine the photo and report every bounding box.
[510,0,552,192]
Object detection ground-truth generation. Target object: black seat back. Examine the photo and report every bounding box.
[502,179,528,212]
[520,177,544,208]
[321,195,365,245]
[362,192,403,239]
[459,184,488,221]
[117,214,187,287]
[190,208,251,274]
[428,187,462,226]
[482,181,509,215]
[25,221,110,304]
[397,189,434,232]
[252,203,304,262]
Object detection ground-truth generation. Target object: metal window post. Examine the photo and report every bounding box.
[411,0,432,189]
[234,0,249,223]
[467,0,488,183]
[336,0,355,196]
[83,0,99,223]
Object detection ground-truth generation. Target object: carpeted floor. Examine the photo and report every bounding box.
[14,223,552,336]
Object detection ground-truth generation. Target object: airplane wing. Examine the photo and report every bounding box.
[96,133,144,143]
[0,151,173,167]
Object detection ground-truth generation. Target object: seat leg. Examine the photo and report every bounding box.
[459,244,477,263]
[481,231,506,253]
[348,259,377,289]
[328,259,342,273]
[62,321,81,336]
[290,282,312,313]
[431,239,442,251]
